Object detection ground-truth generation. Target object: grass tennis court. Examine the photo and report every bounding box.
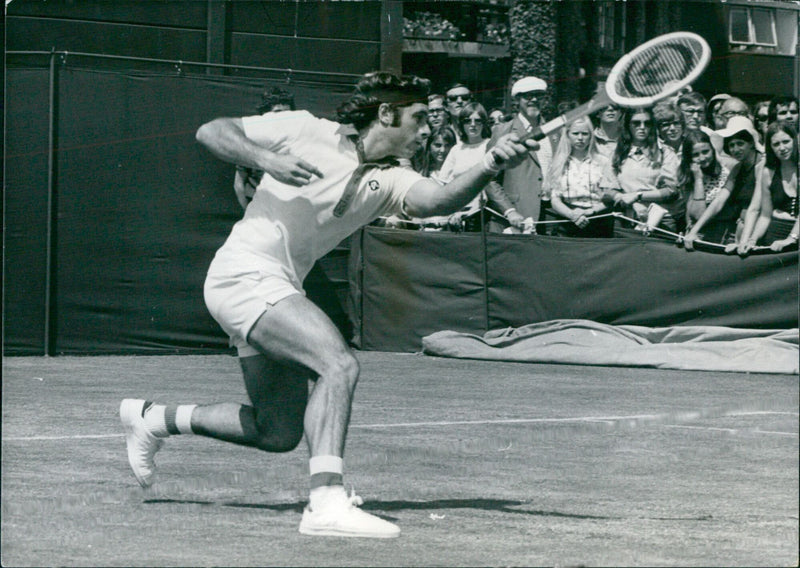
[2,352,797,566]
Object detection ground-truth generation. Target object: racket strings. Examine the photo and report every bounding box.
[615,38,704,98]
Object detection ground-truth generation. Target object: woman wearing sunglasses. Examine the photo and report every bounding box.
[600,107,681,233]
[435,102,493,229]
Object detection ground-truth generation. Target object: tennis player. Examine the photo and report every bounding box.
[120,71,536,538]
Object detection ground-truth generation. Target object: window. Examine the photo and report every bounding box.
[729,6,777,47]
[597,2,625,52]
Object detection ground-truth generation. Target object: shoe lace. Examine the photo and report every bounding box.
[348,486,364,507]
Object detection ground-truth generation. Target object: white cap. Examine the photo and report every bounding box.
[511,76,547,97]
[716,116,764,153]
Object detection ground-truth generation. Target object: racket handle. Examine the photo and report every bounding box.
[519,126,547,143]
[493,123,552,165]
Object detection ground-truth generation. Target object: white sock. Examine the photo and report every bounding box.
[143,403,196,437]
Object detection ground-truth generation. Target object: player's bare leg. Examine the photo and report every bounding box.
[121,294,398,537]
[245,295,399,537]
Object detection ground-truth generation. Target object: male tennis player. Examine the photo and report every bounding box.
[119,71,536,538]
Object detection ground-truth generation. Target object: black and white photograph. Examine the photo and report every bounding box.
[3,1,798,565]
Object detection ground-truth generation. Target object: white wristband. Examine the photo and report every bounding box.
[504,208,518,220]
[482,151,501,174]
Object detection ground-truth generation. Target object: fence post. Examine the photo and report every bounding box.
[43,48,62,355]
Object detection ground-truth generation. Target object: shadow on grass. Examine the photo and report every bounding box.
[144,497,621,521]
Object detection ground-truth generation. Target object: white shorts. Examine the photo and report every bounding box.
[204,269,302,357]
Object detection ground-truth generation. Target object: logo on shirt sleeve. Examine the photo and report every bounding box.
[368,179,381,191]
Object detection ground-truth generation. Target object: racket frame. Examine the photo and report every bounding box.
[524,31,711,143]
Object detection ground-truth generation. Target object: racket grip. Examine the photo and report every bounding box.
[520,126,546,143]
[493,126,545,165]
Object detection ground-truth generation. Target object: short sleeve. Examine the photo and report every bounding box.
[241,110,316,151]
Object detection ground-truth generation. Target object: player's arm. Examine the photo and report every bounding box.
[404,134,536,218]
[196,117,322,187]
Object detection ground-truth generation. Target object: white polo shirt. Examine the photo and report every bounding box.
[208,111,423,290]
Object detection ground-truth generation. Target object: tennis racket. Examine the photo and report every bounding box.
[521,31,712,143]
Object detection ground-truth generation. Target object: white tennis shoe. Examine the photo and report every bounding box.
[299,487,400,538]
[120,398,164,488]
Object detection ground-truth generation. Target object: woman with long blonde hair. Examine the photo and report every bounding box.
[546,116,614,237]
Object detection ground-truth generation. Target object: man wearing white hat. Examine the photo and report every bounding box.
[485,76,553,232]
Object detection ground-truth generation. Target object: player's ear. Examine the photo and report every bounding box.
[378,103,398,127]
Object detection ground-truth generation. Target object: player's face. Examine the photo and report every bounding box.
[692,142,714,169]
[776,103,799,129]
[769,130,795,162]
[394,103,430,158]
[629,112,652,144]
[566,122,591,153]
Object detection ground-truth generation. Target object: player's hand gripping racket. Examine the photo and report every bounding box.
[518,31,711,145]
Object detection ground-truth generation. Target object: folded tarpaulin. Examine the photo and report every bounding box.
[422,320,800,375]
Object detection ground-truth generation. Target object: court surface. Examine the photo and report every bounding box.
[2,352,797,566]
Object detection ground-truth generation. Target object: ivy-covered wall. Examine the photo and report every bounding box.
[508,0,556,111]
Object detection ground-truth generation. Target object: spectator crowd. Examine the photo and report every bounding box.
[379,78,799,254]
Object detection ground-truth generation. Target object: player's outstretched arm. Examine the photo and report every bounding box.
[196,117,322,187]
[404,134,536,218]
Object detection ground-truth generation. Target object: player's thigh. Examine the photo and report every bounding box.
[247,293,356,378]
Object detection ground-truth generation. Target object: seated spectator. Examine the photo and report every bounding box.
[768,95,799,132]
[678,129,731,242]
[257,86,295,114]
[233,86,296,208]
[682,120,764,250]
[546,116,613,238]
[737,122,799,253]
[599,107,681,233]
[653,101,685,154]
[436,102,493,229]
[707,94,731,130]
[593,104,623,159]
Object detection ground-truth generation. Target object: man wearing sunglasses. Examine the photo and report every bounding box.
[444,83,473,118]
[484,76,552,233]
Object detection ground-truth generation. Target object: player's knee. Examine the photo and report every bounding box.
[323,351,360,392]
[254,419,304,452]
[252,405,306,452]
[263,426,304,452]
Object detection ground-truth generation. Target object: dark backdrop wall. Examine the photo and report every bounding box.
[5,65,354,355]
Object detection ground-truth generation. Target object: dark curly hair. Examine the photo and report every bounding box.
[336,71,431,130]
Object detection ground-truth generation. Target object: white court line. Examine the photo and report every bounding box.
[3,411,797,441]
